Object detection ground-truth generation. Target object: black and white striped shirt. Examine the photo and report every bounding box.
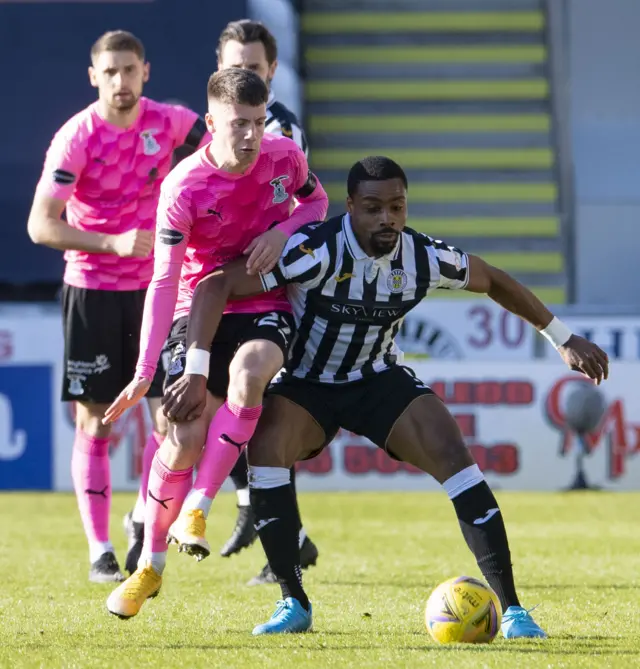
[266,91,308,156]
[260,214,469,384]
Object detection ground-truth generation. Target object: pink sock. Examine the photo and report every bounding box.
[133,430,163,518]
[143,453,193,554]
[192,401,262,500]
[71,428,111,548]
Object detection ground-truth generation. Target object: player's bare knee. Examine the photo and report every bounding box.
[159,418,207,469]
[228,366,272,406]
[75,402,111,439]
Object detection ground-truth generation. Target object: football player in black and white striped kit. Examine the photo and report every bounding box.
[164,156,608,636]
[214,19,316,584]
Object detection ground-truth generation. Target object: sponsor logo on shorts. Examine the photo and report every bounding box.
[158,228,184,246]
[66,354,111,396]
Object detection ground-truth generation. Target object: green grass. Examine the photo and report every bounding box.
[1,492,639,668]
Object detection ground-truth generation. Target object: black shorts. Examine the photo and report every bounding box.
[165,311,295,399]
[267,365,434,458]
[61,285,165,403]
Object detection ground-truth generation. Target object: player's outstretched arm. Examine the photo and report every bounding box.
[465,254,609,384]
[27,194,153,256]
[161,260,265,421]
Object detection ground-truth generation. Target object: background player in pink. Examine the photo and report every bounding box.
[27,31,209,583]
[103,68,328,618]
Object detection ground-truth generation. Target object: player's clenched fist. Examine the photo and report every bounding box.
[109,228,154,258]
[244,228,287,275]
[558,335,609,385]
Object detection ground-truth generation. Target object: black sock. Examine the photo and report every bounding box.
[450,481,520,610]
[250,484,310,610]
[289,466,303,535]
[229,450,249,492]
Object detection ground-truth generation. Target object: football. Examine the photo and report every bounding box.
[425,576,502,644]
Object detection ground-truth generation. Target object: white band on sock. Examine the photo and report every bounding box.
[236,487,250,507]
[298,527,307,549]
[183,489,213,518]
[442,464,485,500]
[89,541,114,564]
[184,348,210,378]
[540,317,573,349]
[249,466,290,489]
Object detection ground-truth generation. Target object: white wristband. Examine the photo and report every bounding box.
[540,317,573,349]
[184,348,210,378]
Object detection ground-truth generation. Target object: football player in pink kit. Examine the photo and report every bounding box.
[103,68,328,618]
[27,31,209,583]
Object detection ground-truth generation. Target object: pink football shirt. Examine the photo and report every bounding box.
[35,97,207,291]
[135,133,328,379]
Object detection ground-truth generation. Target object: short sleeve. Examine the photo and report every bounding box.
[171,105,210,149]
[35,124,88,202]
[260,230,328,291]
[421,235,470,291]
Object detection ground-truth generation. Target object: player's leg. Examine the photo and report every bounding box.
[122,396,166,575]
[120,289,169,574]
[248,384,333,635]
[248,463,319,586]
[219,450,258,558]
[106,392,222,619]
[364,367,546,639]
[62,285,127,583]
[177,312,292,553]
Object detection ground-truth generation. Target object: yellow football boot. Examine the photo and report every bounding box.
[106,562,162,619]
[167,508,210,561]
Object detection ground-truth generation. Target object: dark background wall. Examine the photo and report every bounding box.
[0,0,246,297]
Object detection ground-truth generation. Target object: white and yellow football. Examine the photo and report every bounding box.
[425,576,502,644]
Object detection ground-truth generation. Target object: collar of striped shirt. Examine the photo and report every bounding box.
[342,213,402,262]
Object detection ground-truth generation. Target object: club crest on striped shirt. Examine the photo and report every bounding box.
[387,269,408,293]
[270,175,290,204]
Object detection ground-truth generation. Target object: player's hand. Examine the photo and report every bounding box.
[102,376,151,424]
[243,228,287,275]
[558,335,609,385]
[162,374,207,422]
[109,229,154,258]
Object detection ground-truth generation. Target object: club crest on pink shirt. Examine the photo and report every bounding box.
[140,129,161,156]
[270,175,289,204]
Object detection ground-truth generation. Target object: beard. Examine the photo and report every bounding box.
[370,230,400,256]
[109,92,139,112]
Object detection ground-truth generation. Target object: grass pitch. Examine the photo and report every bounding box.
[1,491,639,668]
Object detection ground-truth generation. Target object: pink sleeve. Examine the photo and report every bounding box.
[135,183,193,380]
[35,123,87,202]
[173,105,211,148]
[276,148,328,237]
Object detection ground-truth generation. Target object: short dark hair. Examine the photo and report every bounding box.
[207,68,269,106]
[347,156,409,197]
[90,30,145,62]
[216,19,278,65]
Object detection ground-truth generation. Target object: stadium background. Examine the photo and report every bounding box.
[1,0,639,493]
